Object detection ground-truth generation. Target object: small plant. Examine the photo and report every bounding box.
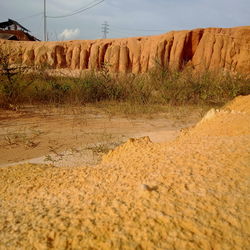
[0,49,34,107]
[86,143,110,155]
[44,155,55,163]
[2,127,43,148]
[4,135,16,146]
[24,139,40,149]
[48,145,64,158]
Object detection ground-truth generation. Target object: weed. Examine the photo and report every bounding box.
[44,155,55,163]
[4,135,16,146]
[0,49,35,107]
[0,49,249,108]
[2,127,43,148]
[48,145,64,158]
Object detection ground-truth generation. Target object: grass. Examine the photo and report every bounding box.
[0,52,249,110]
[2,127,43,148]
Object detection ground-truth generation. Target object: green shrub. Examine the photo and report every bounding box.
[0,51,249,108]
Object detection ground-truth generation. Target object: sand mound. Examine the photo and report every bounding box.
[224,95,250,114]
[185,107,250,137]
[170,95,250,139]
[102,136,154,164]
[0,96,250,249]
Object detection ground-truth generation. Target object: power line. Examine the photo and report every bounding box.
[101,21,109,38]
[42,0,104,41]
[47,0,104,19]
[67,0,103,14]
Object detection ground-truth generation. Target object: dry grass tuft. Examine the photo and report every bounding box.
[1,49,249,110]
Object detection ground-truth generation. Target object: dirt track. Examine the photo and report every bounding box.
[0,96,249,249]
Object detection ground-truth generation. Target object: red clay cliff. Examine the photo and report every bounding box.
[0,26,249,73]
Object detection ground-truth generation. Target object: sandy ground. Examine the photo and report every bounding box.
[0,105,200,167]
[0,96,249,249]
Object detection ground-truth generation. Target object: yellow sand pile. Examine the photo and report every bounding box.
[224,95,250,114]
[0,96,249,249]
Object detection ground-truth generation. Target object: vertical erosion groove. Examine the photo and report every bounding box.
[110,45,120,73]
[156,40,167,68]
[89,44,100,70]
[71,46,80,69]
[66,47,73,68]
[127,46,132,73]
[99,43,110,69]
[52,46,57,68]
[182,32,193,64]
[133,42,142,74]
[23,49,35,66]
[164,39,173,69]
[80,49,90,70]
[47,46,56,68]
[55,45,66,68]
[104,46,112,68]
[35,46,48,66]
[183,29,204,67]
[119,46,130,73]
[84,44,92,70]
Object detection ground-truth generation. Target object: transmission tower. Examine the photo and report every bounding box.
[101,21,109,39]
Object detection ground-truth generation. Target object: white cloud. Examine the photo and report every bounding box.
[1,0,249,40]
[59,28,80,40]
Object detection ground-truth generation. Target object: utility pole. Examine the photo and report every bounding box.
[44,0,47,41]
[101,21,109,39]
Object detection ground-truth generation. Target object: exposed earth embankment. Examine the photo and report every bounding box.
[1,26,250,73]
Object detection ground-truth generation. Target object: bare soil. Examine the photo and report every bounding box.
[0,104,202,167]
[1,97,249,249]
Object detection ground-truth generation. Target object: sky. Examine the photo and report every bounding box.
[0,0,249,41]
